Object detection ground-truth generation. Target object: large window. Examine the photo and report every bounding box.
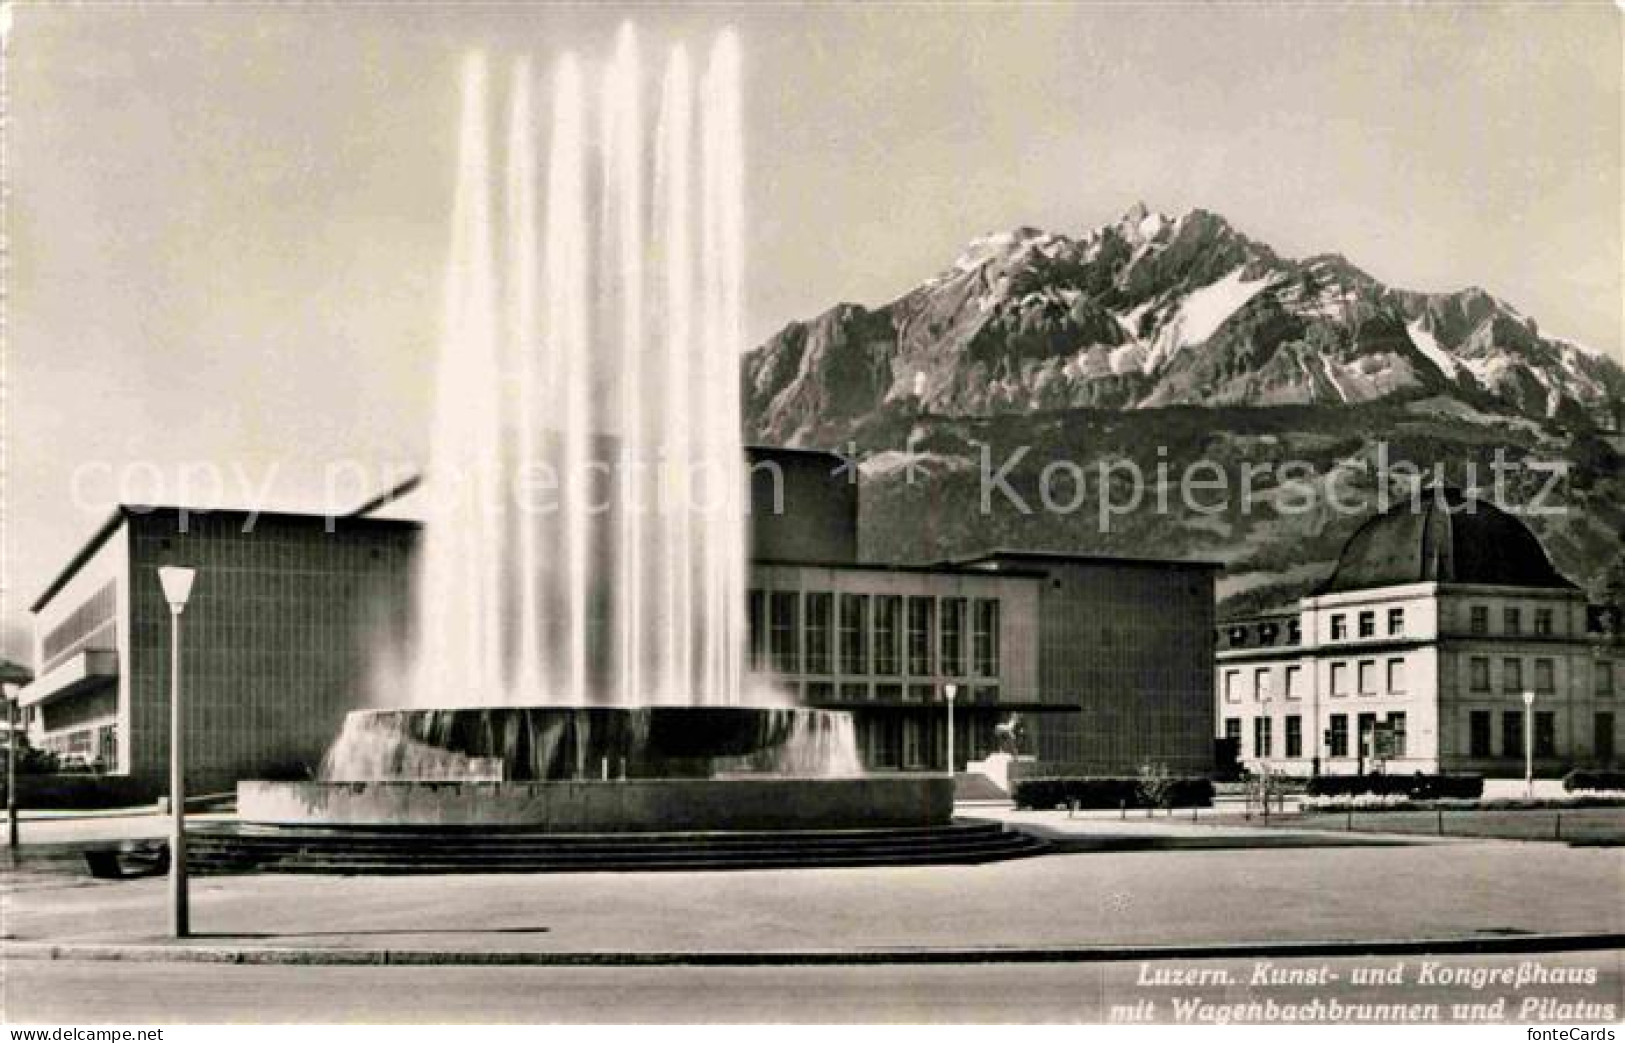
[906,597,935,676]
[973,599,1000,678]
[1504,607,1522,636]
[1331,614,1348,641]
[1254,668,1272,701]
[1596,712,1615,763]
[1330,662,1349,696]
[1387,712,1407,758]
[1224,717,1242,752]
[1329,715,1349,758]
[1285,715,1302,759]
[1469,710,1492,757]
[1534,711,1556,758]
[1224,670,1241,704]
[747,590,767,670]
[1535,608,1554,637]
[1503,658,1523,692]
[1357,713,1377,759]
[940,598,967,677]
[1535,658,1555,693]
[1600,662,1616,698]
[873,596,901,675]
[1387,608,1405,636]
[839,594,869,675]
[1285,665,1303,700]
[1358,659,1376,695]
[1358,611,1375,638]
[805,593,833,675]
[1253,716,1273,758]
[1470,606,1489,635]
[1469,657,1490,691]
[1387,658,1406,694]
[40,581,117,673]
[1503,710,1524,758]
[902,718,925,768]
[770,592,800,674]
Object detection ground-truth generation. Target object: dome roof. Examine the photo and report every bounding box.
[1317,487,1577,595]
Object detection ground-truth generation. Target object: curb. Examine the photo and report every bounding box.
[7,932,1622,967]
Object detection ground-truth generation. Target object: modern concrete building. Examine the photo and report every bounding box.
[21,447,1219,797]
[1215,488,1623,777]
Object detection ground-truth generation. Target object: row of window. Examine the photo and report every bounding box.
[1464,709,1618,760]
[1466,656,1575,694]
[1224,712,1407,760]
[797,681,1001,705]
[1225,710,1620,761]
[747,591,1001,680]
[1223,658,1409,702]
[1223,618,1301,648]
[1467,604,1561,638]
[41,581,118,673]
[1226,657,1620,702]
[39,722,118,770]
[1328,607,1407,642]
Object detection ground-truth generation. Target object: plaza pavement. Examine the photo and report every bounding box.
[3,811,1621,961]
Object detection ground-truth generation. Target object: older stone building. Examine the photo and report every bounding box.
[1216,488,1622,777]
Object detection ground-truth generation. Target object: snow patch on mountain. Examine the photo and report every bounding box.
[1407,319,1459,379]
[1168,267,1274,350]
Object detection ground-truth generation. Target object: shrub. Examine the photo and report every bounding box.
[1563,768,1625,793]
[1012,776,1214,810]
[1303,773,1482,801]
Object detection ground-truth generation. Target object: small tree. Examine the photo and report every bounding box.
[1137,761,1176,810]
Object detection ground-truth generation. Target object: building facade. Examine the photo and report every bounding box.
[1216,489,1623,777]
[22,448,1219,796]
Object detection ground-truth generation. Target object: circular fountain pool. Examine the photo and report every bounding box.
[237,705,952,831]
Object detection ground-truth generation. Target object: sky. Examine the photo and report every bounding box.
[4,2,1621,660]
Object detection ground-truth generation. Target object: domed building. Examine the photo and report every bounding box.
[1215,488,1621,777]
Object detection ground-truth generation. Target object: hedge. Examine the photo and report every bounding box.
[0,773,159,810]
[1562,768,1625,793]
[1012,777,1215,810]
[1303,774,1483,801]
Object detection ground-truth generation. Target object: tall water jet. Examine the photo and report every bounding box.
[412,53,506,707]
[386,29,757,713]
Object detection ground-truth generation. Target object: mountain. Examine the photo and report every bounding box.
[743,204,1625,612]
[745,204,1624,446]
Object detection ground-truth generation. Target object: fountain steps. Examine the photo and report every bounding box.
[185,820,1047,874]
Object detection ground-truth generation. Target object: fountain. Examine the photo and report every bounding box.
[208,27,1043,866]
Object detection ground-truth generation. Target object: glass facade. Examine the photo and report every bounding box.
[839,594,868,675]
[805,593,833,675]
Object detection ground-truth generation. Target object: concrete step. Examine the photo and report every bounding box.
[184,821,1047,875]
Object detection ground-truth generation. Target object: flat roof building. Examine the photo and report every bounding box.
[21,447,1219,797]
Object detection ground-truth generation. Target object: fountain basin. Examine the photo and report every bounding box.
[321,705,863,782]
[238,777,953,830]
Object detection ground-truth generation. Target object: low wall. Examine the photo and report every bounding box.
[238,776,953,831]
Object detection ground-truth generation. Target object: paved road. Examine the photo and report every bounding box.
[8,839,1621,952]
[7,952,1621,1023]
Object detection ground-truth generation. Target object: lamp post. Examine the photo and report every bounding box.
[158,566,196,938]
[1522,689,1535,800]
[944,684,957,780]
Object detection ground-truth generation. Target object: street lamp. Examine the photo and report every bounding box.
[1522,689,1535,799]
[158,566,196,938]
[944,683,957,781]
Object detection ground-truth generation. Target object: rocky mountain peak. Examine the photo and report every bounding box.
[744,205,1625,446]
